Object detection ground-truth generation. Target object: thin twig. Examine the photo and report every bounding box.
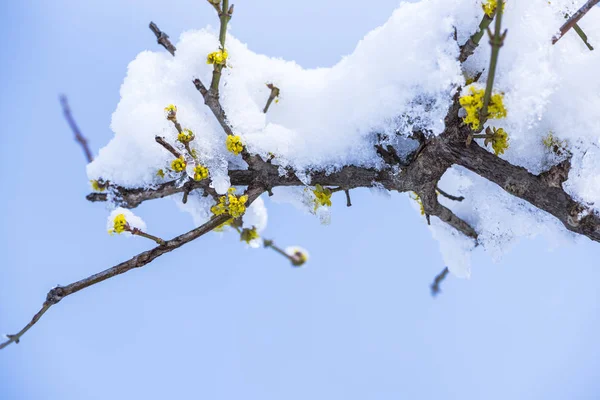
[572,23,594,50]
[263,83,280,113]
[552,0,600,45]
[430,267,449,296]
[344,189,352,207]
[59,95,93,163]
[0,186,264,351]
[149,22,177,56]
[480,2,506,127]
[209,0,233,96]
[155,136,182,158]
[459,13,495,63]
[436,186,465,202]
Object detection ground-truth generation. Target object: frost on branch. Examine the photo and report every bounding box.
[87,0,600,278]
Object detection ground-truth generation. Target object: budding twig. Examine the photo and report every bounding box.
[60,95,93,163]
[155,136,182,158]
[459,12,495,63]
[263,83,280,113]
[209,0,234,96]
[0,186,264,351]
[479,2,506,127]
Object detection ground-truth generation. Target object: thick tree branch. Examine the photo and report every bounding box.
[0,186,264,351]
[447,141,600,242]
[60,95,93,163]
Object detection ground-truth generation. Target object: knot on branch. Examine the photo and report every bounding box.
[539,159,571,189]
[46,286,66,305]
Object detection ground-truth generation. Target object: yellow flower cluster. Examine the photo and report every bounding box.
[207,49,228,65]
[171,156,187,172]
[110,214,128,234]
[490,128,509,156]
[543,132,568,155]
[459,86,507,130]
[211,188,248,219]
[286,246,309,267]
[482,0,504,17]
[226,135,244,155]
[312,184,332,210]
[164,104,177,119]
[90,180,106,192]
[177,128,194,144]
[193,165,209,181]
[410,192,426,216]
[240,227,260,244]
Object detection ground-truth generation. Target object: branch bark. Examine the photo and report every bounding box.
[0,186,264,351]
[552,0,600,45]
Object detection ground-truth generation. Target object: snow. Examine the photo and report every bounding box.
[106,208,147,236]
[89,0,600,277]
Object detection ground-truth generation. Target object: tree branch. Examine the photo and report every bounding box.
[436,186,465,202]
[149,22,177,55]
[59,95,93,163]
[430,267,450,296]
[0,186,264,351]
[552,0,600,45]
[418,186,479,240]
[447,140,600,243]
[459,13,494,63]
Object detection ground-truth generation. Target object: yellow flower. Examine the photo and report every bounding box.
[489,128,509,155]
[193,164,209,181]
[409,192,426,216]
[285,246,309,267]
[226,135,244,155]
[110,214,128,235]
[240,227,260,243]
[459,85,507,130]
[206,49,228,65]
[177,128,194,143]
[90,179,106,192]
[164,104,177,120]
[157,169,165,178]
[488,93,507,120]
[482,0,505,17]
[312,184,332,211]
[211,188,248,219]
[543,132,568,155]
[171,156,186,172]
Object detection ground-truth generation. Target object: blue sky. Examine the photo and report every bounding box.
[1,1,600,399]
